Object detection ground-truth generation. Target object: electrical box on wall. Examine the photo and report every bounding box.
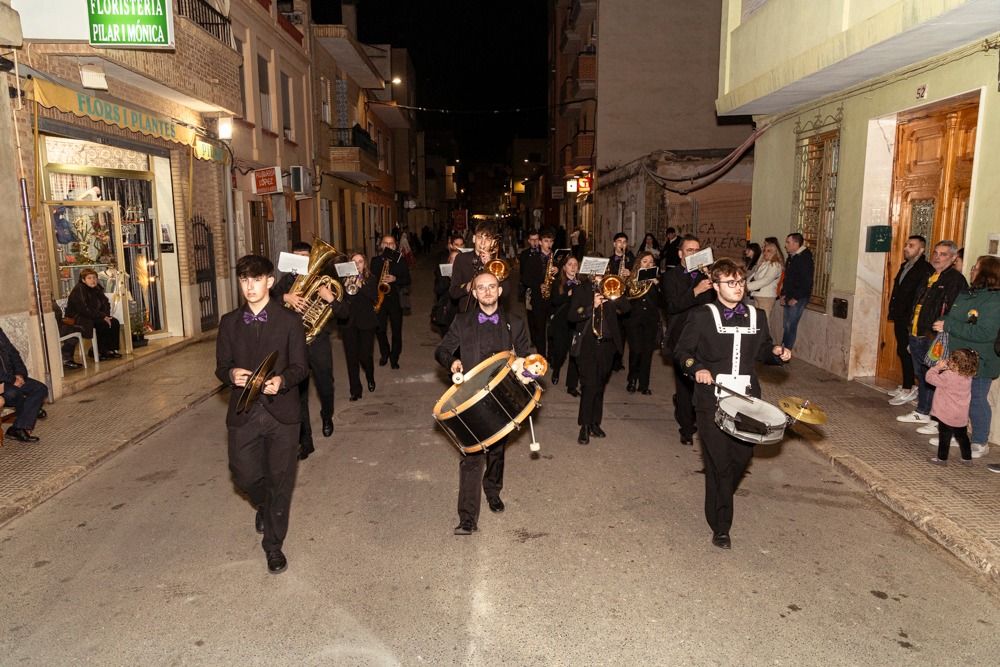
[866,225,892,252]
[833,298,849,319]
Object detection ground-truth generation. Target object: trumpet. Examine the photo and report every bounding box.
[345,275,360,296]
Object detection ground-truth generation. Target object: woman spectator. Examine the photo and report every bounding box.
[746,239,784,317]
[933,255,1000,458]
[547,256,581,395]
[743,242,762,272]
[638,233,660,259]
[65,268,121,360]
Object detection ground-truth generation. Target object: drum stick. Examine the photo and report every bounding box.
[528,416,540,452]
[711,381,754,403]
[452,372,465,385]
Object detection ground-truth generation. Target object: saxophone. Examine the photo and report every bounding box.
[539,252,555,300]
[286,238,343,345]
[373,250,393,313]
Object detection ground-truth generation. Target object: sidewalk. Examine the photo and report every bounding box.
[0,336,223,526]
[1,321,998,586]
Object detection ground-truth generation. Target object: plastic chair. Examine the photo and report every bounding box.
[56,298,99,367]
[59,331,87,369]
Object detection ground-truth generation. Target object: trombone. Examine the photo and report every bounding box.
[591,255,627,338]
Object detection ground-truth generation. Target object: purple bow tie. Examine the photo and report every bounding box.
[243,309,268,324]
[686,269,701,280]
[478,312,499,325]
[566,279,579,287]
[723,304,748,320]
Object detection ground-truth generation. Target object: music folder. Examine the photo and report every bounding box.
[278,252,309,275]
[636,267,657,282]
[334,261,359,277]
[439,263,454,277]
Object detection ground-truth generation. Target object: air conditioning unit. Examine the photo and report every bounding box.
[289,165,313,197]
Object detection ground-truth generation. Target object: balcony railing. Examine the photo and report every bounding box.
[333,126,379,161]
[277,11,304,45]
[177,0,232,46]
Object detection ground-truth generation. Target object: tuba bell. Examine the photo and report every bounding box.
[484,234,511,282]
[286,238,343,345]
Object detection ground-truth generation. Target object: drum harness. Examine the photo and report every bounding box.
[705,303,757,399]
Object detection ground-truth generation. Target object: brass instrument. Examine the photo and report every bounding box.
[286,239,343,345]
[591,254,628,337]
[345,275,360,296]
[483,234,511,282]
[628,261,655,300]
[539,252,556,300]
[373,250,393,313]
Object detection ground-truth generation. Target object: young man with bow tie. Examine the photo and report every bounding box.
[673,259,792,550]
[435,271,533,535]
[216,255,308,574]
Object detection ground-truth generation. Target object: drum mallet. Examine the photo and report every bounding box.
[528,415,540,453]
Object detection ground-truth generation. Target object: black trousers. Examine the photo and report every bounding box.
[696,408,754,535]
[627,318,658,390]
[937,420,972,460]
[94,317,121,353]
[228,408,300,552]
[527,299,551,357]
[2,377,47,431]
[342,326,375,398]
[458,439,506,524]
[298,332,335,446]
[376,300,404,364]
[893,319,916,389]
[578,338,615,426]
[672,359,697,439]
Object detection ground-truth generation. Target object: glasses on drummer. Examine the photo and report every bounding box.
[713,279,747,288]
[474,284,499,293]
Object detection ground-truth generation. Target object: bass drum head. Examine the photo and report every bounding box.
[433,351,514,418]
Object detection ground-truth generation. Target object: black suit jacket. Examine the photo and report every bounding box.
[436,307,532,372]
[338,275,379,330]
[888,256,933,322]
[661,266,714,351]
[780,248,814,301]
[370,252,412,310]
[215,300,309,427]
[568,280,630,354]
[0,327,29,384]
[449,250,512,312]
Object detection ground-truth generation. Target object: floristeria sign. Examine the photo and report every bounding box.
[88,0,175,49]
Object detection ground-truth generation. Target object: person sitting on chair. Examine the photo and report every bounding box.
[0,327,49,443]
[66,269,122,360]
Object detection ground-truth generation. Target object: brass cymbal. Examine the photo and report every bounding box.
[237,350,278,414]
[778,396,828,425]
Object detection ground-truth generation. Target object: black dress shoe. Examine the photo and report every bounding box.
[454,521,477,535]
[63,360,82,370]
[322,417,334,437]
[255,509,264,534]
[551,372,560,385]
[487,496,505,513]
[390,362,400,370]
[367,379,376,392]
[626,381,636,393]
[349,394,361,401]
[712,533,732,549]
[578,426,590,445]
[266,549,288,574]
[680,434,694,446]
[589,424,606,438]
[6,428,39,443]
[641,389,652,395]
[36,408,48,420]
[297,445,313,461]
[378,356,389,367]
[567,387,580,397]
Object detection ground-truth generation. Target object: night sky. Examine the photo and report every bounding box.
[312,1,549,163]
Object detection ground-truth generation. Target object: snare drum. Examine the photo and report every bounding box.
[714,395,788,445]
[433,351,542,454]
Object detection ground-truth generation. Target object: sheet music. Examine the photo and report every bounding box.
[684,247,715,272]
[439,263,453,277]
[277,252,310,275]
[579,256,610,275]
[335,261,360,277]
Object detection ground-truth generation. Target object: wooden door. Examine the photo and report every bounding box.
[876,94,978,380]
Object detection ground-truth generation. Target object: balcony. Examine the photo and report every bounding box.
[277,11,303,45]
[570,52,596,97]
[569,0,597,30]
[328,127,380,182]
[177,0,232,45]
[563,131,594,173]
[559,78,582,117]
[315,24,384,89]
[560,13,581,54]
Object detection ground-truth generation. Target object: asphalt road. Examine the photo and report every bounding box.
[2,278,999,665]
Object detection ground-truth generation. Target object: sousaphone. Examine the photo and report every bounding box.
[236,350,279,414]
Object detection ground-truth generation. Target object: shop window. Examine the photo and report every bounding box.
[281,71,293,141]
[258,54,272,131]
[792,111,841,310]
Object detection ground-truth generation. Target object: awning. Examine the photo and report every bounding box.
[30,78,224,162]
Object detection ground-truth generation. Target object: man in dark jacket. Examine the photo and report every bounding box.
[436,271,533,535]
[886,235,933,406]
[0,328,48,442]
[779,233,814,350]
[896,240,968,427]
[661,234,715,445]
[373,235,412,370]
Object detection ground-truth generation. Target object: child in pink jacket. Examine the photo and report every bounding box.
[926,348,979,465]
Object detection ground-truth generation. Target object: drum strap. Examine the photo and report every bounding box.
[707,304,757,396]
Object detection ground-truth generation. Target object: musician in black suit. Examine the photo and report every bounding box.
[272,242,345,460]
[522,227,558,356]
[436,271,533,536]
[547,255,581,394]
[569,271,630,444]
[608,233,635,372]
[661,234,715,445]
[886,235,933,404]
[674,259,791,550]
[339,252,380,401]
[372,235,411,370]
[215,255,309,575]
[625,251,662,395]
[517,229,541,302]
[450,220,512,313]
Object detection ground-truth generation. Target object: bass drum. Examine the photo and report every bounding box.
[433,351,542,454]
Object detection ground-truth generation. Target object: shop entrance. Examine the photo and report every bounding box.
[876,93,979,382]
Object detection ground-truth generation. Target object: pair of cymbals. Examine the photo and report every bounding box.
[778,396,828,425]
[236,350,278,414]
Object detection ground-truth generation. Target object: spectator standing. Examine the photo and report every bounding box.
[661,227,681,269]
[926,348,978,466]
[886,235,934,406]
[896,240,968,429]
[931,255,1000,458]
[747,239,783,318]
[778,233,814,350]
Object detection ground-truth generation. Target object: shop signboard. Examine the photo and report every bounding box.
[88,0,174,48]
[252,167,283,196]
[577,176,592,193]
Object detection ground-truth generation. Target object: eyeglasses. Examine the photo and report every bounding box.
[474,284,499,293]
[713,279,747,288]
